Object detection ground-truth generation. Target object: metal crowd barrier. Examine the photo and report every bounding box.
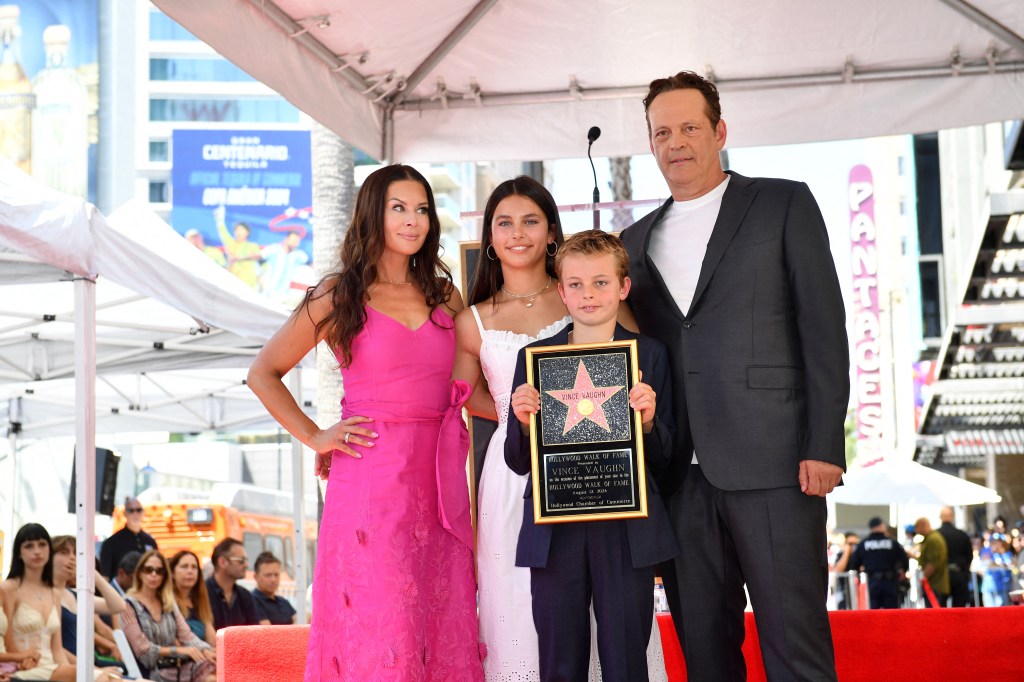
[828,564,1014,610]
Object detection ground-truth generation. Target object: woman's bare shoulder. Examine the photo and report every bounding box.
[0,579,18,602]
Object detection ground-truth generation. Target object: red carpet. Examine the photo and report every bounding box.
[219,607,1024,681]
[657,607,1024,681]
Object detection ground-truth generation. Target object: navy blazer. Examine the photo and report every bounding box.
[504,323,680,569]
[620,171,850,495]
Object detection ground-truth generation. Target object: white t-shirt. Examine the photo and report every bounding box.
[648,176,730,317]
[648,176,730,463]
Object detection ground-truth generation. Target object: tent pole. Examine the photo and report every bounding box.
[2,415,16,572]
[74,277,96,682]
[289,370,308,623]
[382,107,395,164]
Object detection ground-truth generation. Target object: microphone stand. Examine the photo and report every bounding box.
[587,140,600,230]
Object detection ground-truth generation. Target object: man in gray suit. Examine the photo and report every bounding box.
[620,71,850,681]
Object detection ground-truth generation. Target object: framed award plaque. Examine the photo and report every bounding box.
[525,339,648,524]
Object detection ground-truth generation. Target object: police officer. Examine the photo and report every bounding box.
[849,517,909,609]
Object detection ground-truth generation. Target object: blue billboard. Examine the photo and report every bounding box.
[171,129,314,303]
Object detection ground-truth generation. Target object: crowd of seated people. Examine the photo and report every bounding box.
[2,521,297,682]
[120,550,215,682]
[0,524,121,681]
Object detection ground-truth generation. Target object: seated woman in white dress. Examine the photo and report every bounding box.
[0,523,120,682]
[1,585,41,679]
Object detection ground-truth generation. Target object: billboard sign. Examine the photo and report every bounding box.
[171,129,314,304]
[849,164,883,455]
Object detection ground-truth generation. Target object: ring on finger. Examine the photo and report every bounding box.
[344,432,351,444]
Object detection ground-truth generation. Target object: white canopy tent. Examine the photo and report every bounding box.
[0,167,300,440]
[829,458,1002,506]
[0,169,289,341]
[0,195,304,437]
[153,0,1024,162]
[0,160,313,678]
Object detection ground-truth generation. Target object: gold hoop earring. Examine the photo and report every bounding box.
[486,245,497,261]
[546,242,557,256]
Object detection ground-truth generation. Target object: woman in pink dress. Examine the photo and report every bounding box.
[248,164,483,681]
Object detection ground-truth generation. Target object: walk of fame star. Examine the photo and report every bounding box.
[545,360,625,435]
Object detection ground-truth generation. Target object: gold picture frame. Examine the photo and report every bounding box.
[525,339,648,524]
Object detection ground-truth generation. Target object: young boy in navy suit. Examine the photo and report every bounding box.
[505,229,679,682]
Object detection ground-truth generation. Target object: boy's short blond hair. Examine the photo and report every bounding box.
[555,229,630,284]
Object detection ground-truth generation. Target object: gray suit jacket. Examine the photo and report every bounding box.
[620,171,850,494]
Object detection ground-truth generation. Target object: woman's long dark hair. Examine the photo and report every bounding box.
[467,176,564,306]
[169,550,213,627]
[6,522,53,585]
[307,164,454,366]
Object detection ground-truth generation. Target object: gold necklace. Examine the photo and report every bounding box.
[378,277,413,286]
[501,276,552,308]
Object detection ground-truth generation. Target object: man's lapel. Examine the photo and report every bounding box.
[689,172,756,314]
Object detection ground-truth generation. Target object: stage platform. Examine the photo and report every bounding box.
[216,607,1024,681]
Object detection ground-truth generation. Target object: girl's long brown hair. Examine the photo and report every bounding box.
[467,175,564,307]
[169,550,213,627]
[307,164,454,366]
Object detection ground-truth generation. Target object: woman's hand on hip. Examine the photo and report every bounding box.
[311,416,377,478]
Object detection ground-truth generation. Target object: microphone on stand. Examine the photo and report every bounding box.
[587,126,601,230]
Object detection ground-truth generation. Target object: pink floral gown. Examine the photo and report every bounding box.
[304,305,484,681]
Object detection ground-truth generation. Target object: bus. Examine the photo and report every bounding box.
[110,484,317,602]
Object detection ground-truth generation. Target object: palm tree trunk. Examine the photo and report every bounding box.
[311,122,354,429]
[609,156,633,232]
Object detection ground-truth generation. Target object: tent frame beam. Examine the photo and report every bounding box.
[249,0,377,94]
[394,58,1024,112]
[389,0,500,107]
[17,403,278,437]
[936,0,1024,53]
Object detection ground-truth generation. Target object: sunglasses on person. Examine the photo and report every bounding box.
[226,557,248,565]
[141,565,166,576]
[126,507,144,514]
